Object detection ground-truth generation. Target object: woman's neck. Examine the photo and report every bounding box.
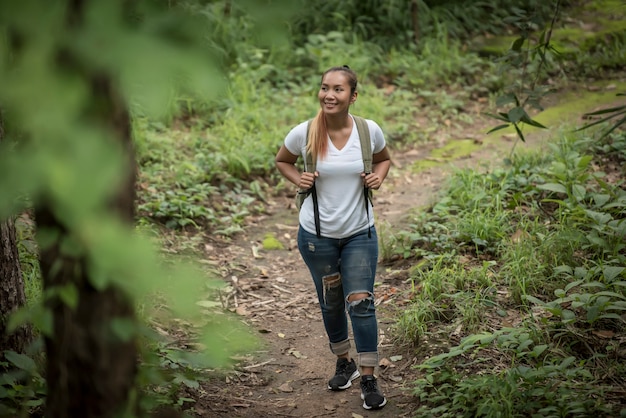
[324,112,352,130]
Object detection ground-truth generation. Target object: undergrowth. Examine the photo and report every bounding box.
[388,129,626,417]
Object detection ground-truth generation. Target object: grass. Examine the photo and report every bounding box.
[389,128,626,416]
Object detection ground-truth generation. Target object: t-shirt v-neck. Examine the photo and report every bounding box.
[327,125,355,152]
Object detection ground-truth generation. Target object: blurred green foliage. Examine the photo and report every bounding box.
[0,0,296,415]
[1,0,625,415]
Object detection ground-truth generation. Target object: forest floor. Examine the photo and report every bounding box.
[187,81,624,418]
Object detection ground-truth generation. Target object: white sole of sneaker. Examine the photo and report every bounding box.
[361,394,388,410]
[328,370,360,390]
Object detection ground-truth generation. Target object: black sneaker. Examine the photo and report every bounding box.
[360,375,387,410]
[327,358,360,390]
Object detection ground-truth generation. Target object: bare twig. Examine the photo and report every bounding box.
[271,284,293,294]
[242,358,276,370]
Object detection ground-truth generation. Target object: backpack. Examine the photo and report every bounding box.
[295,115,374,238]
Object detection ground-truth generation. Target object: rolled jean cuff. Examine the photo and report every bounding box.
[358,352,379,368]
[329,339,351,356]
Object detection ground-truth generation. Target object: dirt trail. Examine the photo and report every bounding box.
[193,122,522,418]
[193,87,621,417]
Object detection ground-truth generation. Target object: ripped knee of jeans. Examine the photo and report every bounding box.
[322,273,342,291]
[322,273,341,303]
[347,292,375,315]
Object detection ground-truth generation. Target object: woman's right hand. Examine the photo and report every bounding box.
[299,171,319,190]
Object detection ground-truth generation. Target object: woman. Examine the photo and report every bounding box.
[275,66,391,410]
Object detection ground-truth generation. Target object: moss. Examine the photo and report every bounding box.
[486,81,626,138]
[413,82,626,173]
[411,139,481,172]
[262,233,284,250]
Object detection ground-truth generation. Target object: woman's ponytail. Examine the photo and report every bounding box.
[306,109,328,162]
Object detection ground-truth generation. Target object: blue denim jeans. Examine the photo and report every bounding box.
[297,226,379,368]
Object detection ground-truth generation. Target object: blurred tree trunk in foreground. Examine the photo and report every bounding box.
[36,75,138,418]
[32,1,139,416]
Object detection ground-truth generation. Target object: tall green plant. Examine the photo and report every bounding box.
[0,0,295,415]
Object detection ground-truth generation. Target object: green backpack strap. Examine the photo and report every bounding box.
[353,116,374,238]
[353,116,372,174]
[304,120,316,174]
[296,120,321,237]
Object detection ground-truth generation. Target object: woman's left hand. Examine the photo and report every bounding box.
[362,172,383,190]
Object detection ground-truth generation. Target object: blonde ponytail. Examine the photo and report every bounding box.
[306,109,328,162]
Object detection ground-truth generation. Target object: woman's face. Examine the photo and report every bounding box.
[318,71,356,116]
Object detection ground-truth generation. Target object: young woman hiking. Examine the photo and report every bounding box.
[275,65,391,410]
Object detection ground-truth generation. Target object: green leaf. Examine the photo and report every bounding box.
[523,295,546,306]
[4,351,36,373]
[532,344,548,357]
[507,107,526,123]
[537,183,567,194]
[513,123,525,142]
[585,209,613,224]
[561,309,576,321]
[560,356,576,369]
[594,291,626,300]
[599,313,624,320]
[496,93,519,107]
[603,266,624,282]
[583,104,626,116]
[486,123,511,134]
[522,116,547,129]
[572,184,586,201]
[510,37,525,52]
[483,112,510,123]
[564,279,584,292]
[587,306,600,322]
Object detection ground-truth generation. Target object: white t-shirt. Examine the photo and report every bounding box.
[284,115,386,239]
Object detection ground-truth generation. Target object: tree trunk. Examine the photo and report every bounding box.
[37,77,138,417]
[35,1,139,416]
[411,0,420,45]
[0,217,33,355]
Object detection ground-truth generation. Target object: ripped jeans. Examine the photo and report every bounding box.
[297,226,379,368]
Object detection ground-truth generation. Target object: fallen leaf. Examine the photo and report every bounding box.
[592,330,615,339]
[289,349,307,359]
[379,358,393,368]
[352,413,364,418]
[511,229,529,243]
[278,383,293,393]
